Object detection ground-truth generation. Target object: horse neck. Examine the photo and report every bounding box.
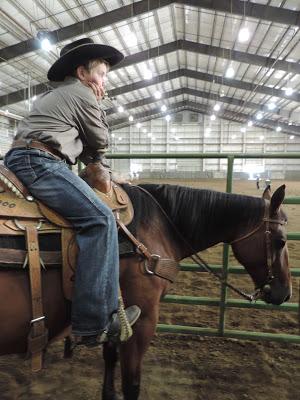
[140,184,266,258]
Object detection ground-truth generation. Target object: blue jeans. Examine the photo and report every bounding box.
[5,148,119,336]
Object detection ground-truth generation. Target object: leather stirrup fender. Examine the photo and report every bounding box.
[24,224,48,372]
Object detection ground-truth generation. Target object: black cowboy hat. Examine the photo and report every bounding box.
[47,37,124,81]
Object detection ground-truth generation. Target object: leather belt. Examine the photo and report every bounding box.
[11,140,65,162]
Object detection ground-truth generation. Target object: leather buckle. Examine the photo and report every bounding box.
[144,254,160,275]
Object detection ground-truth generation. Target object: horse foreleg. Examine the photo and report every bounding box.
[102,342,120,400]
[120,315,158,400]
[63,336,73,358]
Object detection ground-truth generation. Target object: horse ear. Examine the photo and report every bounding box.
[262,185,271,200]
[270,185,286,215]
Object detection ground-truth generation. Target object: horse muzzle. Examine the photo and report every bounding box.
[260,281,291,305]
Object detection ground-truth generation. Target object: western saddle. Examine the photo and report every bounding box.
[0,162,179,372]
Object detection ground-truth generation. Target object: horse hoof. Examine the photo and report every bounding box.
[102,391,122,400]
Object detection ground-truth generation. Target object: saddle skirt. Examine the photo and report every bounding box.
[0,163,134,300]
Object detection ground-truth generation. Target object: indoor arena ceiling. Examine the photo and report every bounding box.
[1,0,300,135]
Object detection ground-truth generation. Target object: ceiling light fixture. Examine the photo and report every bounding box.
[213,104,221,112]
[285,87,294,96]
[225,65,235,78]
[37,31,52,51]
[276,126,282,132]
[289,135,295,140]
[165,115,171,122]
[136,123,142,129]
[267,102,276,110]
[154,91,162,99]
[143,68,153,80]
[247,120,253,127]
[256,112,263,120]
[117,105,124,113]
[210,114,216,121]
[128,115,134,122]
[274,70,285,79]
[238,27,250,42]
[161,105,167,112]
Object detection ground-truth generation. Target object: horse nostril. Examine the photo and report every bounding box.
[262,284,271,294]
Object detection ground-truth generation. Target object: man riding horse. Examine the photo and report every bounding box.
[4,37,140,347]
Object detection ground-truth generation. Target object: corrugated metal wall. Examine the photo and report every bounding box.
[111,111,300,179]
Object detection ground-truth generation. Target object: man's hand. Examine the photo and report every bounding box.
[93,153,111,168]
[86,81,105,100]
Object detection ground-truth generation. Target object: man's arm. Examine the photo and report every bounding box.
[74,95,111,163]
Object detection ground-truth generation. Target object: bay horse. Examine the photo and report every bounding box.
[0,182,291,400]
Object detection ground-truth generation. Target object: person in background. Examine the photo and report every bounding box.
[256,175,260,190]
[4,37,141,347]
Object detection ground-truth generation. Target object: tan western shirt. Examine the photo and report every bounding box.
[14,77,109,165]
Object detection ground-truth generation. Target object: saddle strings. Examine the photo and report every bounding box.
[135,185,255,302]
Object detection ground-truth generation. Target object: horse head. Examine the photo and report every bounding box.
[231,185,291,305]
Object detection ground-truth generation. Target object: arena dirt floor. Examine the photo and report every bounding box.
[0,179,299,400]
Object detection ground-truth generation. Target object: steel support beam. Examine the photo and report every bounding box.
[0,0,172,65]
[108,68,300,103]
[117,40,300,74]
[109,100,187,126]
[105,87,287,118]
[178,40,300,75]
[0,82,51,108]
[178,0,300,27]
[2,67,299,109]
[0,1,298,66]
[109,99,300,135]
[2,35,300,108]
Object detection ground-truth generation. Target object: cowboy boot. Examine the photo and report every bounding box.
[76,305,141,348]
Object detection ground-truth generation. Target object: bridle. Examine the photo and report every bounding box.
[136,186,287,302]
[230,202,287,298]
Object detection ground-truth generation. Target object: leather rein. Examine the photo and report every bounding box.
[133,186,286,302]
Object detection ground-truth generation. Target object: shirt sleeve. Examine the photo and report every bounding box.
[74,95,110,156]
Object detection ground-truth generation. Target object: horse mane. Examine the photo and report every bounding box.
[121,183,165,236]
[122,183,265,249]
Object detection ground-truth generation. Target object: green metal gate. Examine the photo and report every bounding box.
[108,152,300,344]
